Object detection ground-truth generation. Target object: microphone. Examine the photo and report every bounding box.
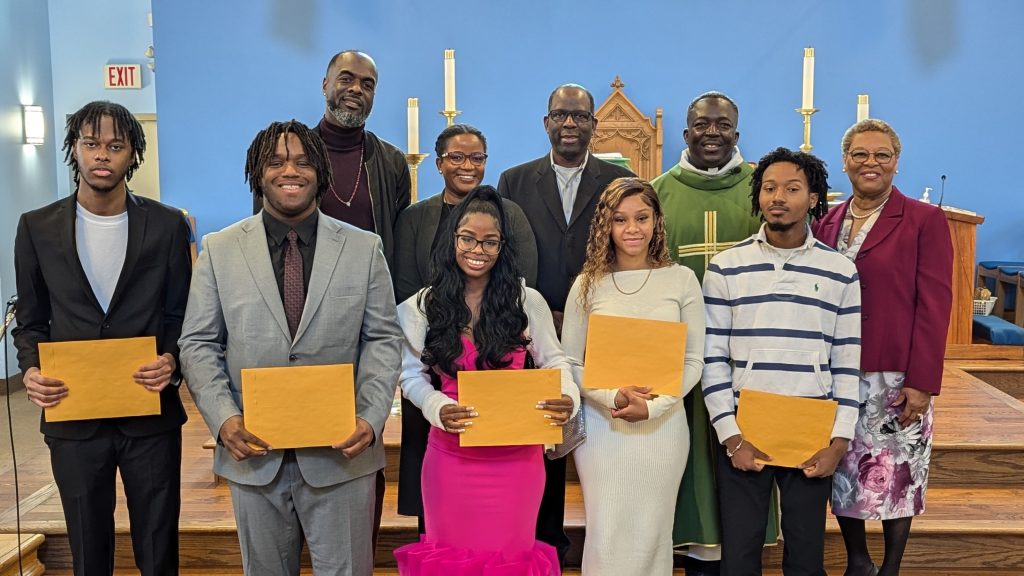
[3,295,16,332]
[937,174,947,208]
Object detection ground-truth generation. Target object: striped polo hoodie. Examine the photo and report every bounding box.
[702,224,861,442]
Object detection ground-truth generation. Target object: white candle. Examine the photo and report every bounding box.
[857,94,869,122]
[444,49,456,111]
[802,47,815,110]
[407,98,419,154]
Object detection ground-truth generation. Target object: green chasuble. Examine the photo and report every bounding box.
[652,157,781,549]
[652,161,762,284]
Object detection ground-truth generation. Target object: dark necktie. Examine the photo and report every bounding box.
[283,230,304,338]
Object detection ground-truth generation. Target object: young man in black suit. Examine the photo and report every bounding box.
[496,83,633,562]
[13,100,192,576]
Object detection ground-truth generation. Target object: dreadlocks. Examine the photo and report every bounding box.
[244,120,333,201]
[749,147,831,221]
[63,101,146,186]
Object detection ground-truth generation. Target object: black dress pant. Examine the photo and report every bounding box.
[47,423,181,576]
[716,443,829,576]
[535,454,570,563]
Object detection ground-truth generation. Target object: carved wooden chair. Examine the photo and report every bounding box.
[589,76,664,181]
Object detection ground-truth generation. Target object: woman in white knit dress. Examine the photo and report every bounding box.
[561,177,705,575]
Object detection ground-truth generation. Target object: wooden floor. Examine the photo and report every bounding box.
[3,348,1023,573]
[947,344,1024,400]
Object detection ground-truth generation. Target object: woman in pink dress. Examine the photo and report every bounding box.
[394,186,578,575]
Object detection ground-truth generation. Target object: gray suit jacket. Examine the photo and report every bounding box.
[179,212,402,487]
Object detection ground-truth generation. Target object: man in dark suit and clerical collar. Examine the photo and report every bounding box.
[497,83,633,564]
[13,100,193,576]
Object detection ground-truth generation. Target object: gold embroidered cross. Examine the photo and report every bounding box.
[677,210,741,272]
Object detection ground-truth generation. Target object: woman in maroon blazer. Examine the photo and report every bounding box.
[812,119,953,576]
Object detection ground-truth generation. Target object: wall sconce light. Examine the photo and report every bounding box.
[23,105,45,145]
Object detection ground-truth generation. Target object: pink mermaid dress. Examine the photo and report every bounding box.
[394,337,560,575]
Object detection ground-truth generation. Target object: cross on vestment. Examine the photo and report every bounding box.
[676,210,743,273]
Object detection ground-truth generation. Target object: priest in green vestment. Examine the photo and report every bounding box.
[651,91,779,575]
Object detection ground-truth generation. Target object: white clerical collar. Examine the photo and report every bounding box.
[679,147,745,176]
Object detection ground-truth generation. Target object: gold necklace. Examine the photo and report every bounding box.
[611,268,653,295]
[330,142,364,207]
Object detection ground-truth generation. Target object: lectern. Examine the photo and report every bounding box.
[944,208,985,345]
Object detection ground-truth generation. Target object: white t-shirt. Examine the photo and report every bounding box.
[76,203,128,312]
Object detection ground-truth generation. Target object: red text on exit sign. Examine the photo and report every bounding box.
[104,64,142,89]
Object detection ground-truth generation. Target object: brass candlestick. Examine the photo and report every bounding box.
[795,107,819,153]
[440,110,462,127]
[405,153,430,203]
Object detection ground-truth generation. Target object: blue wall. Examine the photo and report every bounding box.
[48,0,156,198]
[2,0,1021,370]
[141,2,1024,260]
[0,0,57,364]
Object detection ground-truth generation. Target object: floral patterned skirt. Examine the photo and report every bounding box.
[831,371,933,520]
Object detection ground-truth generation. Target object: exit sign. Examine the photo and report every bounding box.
[104,64,142,89]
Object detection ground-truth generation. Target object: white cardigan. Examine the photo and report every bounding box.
[397,286,580,429]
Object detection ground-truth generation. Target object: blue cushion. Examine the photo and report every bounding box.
[979,260,1024,271]
[973,314,1024,345]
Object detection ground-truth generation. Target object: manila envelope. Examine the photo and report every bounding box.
[241,364,356,449]
[736,389,838,468]
[583,314,687,396]
[41,336,161,422]
[457,369,563,448]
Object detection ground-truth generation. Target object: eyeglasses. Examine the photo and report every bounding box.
[455,234,503,255]
[441,152,488,166]
[847,149,895,165]
[547,109,594,124]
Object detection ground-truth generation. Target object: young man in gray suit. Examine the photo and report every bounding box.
[180,120,403,576]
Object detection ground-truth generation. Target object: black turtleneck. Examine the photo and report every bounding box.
[318,117,374,232]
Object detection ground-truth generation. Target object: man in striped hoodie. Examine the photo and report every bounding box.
[702,147,861,575]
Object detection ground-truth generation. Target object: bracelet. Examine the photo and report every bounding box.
[726,438,744,458]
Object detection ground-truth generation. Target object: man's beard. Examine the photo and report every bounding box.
[766,220,798,232]
[328,103,370,128]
